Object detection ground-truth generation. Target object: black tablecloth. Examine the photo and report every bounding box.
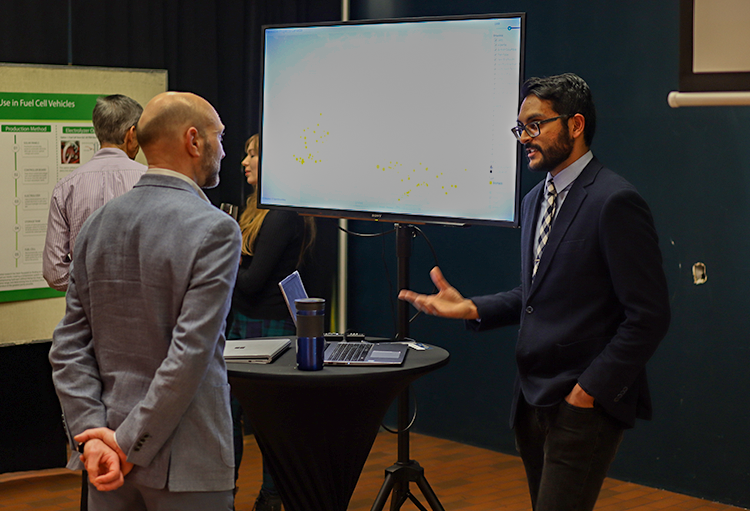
[227,342,449,511]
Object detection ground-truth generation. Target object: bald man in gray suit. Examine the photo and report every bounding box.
[49,92,241,510]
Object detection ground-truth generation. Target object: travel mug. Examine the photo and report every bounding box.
[295,298,325,370]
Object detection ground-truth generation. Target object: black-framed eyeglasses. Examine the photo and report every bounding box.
[511,115,568,141]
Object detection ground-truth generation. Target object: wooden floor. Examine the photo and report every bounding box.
[0,431,744,511]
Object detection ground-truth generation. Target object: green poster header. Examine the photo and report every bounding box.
[2,125,52,133]
[0,92,100,121]
[0,287,65,303]
[63,126,95,134]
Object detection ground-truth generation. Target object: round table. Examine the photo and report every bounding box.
[227,342,449,511]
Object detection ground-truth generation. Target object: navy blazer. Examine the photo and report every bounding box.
[470,158,670,428]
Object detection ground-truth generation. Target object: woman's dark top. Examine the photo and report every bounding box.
[231,209,305,320]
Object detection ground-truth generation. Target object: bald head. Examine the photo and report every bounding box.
[138,92,217,149]
[136,92,225,187]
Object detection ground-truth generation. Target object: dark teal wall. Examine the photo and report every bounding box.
[348,1,750,507]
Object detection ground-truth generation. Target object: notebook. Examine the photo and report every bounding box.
[223,338,291,364]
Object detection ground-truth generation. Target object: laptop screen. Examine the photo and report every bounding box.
[278,270,308,325]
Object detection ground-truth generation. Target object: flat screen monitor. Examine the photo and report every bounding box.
[258,13,525,227]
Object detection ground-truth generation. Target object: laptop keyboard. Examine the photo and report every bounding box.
[328,342,372,362]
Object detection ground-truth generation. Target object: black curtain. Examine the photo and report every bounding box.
[0,1,69,64]
[0,342,68,473]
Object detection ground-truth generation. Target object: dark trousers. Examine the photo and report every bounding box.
[514,396,625,511]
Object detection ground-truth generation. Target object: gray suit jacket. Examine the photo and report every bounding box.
[49,173,241,492]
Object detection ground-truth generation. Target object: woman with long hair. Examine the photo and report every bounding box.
[228,134,316,511]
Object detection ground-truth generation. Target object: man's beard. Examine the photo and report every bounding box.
[201,143,221,189]
[525,129,574,173]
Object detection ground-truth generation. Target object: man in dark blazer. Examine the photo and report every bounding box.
[399,73,670,511]
[49,92,241,510]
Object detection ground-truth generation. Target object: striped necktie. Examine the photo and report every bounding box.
[533,179,557,279]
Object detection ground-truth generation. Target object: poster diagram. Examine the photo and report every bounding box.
[0,92,99,302]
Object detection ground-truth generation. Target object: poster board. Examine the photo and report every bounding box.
[0,63,167,345]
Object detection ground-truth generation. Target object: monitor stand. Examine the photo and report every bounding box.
[371,224,445,511]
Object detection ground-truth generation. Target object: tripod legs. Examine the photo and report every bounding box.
[372,225,445,511]
[370,460,445,511]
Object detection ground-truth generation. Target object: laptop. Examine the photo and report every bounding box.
[278,271,409,366]
[223,338,291,364]
[323,340,407,366]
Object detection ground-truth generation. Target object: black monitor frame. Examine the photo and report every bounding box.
[257,13,526,228]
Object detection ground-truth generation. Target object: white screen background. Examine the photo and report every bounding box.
[260,17,523,224]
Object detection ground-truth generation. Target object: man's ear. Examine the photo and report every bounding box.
[185,126,202,158]
[570,113,586,140]
[124,126,140,159]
